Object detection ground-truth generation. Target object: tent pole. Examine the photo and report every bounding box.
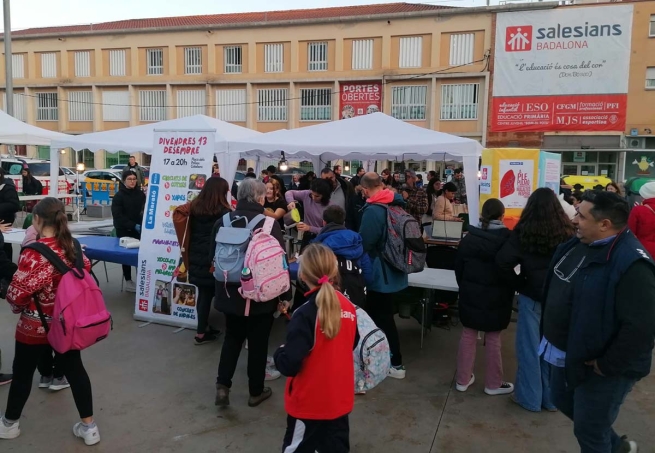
[3,0,14,159]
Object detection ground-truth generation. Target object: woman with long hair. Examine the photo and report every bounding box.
[285,178,332,251]
[20,166,43,196]
[174,177,231,345]
[433,182,462,222]
[1,198,99,445]
[605,181,623,197]
[274,243,358,451]
[497,188,575,412]
[425,177,443,218]
[454,199,516,396]
[263,178,287,229]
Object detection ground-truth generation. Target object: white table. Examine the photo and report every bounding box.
[407,268,459,348]
[18,193,82,222]
[3,228,83,245]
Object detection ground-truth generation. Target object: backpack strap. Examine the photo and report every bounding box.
[222,212,233,227]
[259,216,275,235]
[246,214,266,231]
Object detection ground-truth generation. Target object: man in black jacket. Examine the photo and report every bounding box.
[542,191,655,453]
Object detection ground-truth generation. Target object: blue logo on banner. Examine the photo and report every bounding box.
[151,173,161,185]
[145,185,159,229]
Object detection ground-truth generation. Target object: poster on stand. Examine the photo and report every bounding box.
[134,129,216,328]
[538,151,562,192]
[498,159,534,209]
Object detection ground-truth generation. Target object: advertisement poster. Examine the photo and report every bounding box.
[491,5,633,132]
[480,165,492,194]
[499,159,534,208]
[135,130,215,328]
[339,82,382,119]
[538,151,562,192]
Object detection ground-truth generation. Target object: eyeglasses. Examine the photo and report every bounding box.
[553,248,585,283]
[125,177,137,182]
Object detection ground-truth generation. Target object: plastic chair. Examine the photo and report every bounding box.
[22,214,33,230]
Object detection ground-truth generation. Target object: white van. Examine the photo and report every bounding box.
[0,158,70,194]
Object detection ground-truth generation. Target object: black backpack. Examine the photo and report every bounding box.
[336,256,367,309]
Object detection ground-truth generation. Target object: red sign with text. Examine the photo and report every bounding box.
[491,94,626,132]
[339,82,382,119]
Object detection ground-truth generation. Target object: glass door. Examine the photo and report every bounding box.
[561,164,597,176]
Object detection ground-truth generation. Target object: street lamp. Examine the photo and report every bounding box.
[279,151,289,172]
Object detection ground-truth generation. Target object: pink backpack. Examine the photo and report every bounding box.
[239,217,290,315]
[27,240,112,353]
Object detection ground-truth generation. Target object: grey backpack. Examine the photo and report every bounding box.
[213,213,266,285]
[373,204,426,274]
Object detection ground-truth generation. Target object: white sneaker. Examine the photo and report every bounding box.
[266,355,275,368]
[265,367,281,381]
[0,417,20,440]
[39,375,53,389]
[49,377,71,391]
[485,381,514,396]
[124,280,136,293]
[456,374,475,392]
[388,365,406,380]
[73,422,100,446]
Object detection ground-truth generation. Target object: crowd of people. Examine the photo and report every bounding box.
[0,155,654,451]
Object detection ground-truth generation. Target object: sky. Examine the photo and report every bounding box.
[0,0,491,31]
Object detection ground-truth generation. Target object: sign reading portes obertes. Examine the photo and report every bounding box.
[134,130,215,328]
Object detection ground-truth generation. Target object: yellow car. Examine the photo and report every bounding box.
[562,175,613,191]
[80,169,122,197]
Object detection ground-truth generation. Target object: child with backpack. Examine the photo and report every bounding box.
[0,198,101,446]
[274,243,359,452]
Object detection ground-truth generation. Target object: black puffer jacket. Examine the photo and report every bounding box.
[496,228,557,303]
[211,200,291,317]
[188,210,230,288]
[455,224,516,332]
[0,179,20,225]
[111,184,146,239]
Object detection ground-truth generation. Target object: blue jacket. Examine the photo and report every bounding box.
[358,192,409,294]
[313,224,373,284]
[543,229,655,388]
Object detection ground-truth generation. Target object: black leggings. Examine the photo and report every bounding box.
[196,286,214,335]
[5,342,93,420]
[37,348,63,379]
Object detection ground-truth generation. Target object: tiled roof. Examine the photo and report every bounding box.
[9,3,453,37]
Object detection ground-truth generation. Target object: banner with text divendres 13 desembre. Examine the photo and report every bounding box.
[134,129,216,328]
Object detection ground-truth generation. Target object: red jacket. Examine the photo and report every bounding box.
[628,199,655,258]
[274,290,358,420]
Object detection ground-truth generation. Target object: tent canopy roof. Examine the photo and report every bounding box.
[0,109,70,146]
[228,113,482,162]
[51,115,261,153]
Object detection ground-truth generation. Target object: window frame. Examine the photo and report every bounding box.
[440,83,480,121]
[300,88,332,122]
[390,85,428,121]
[184,47,203,75]
[146,48,164,76]
[224,46,243,74]
[308,42,328,72]
[257,88,288,122]
[36,92,59,121]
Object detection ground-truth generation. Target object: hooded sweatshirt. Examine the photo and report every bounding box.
[313,223,373,283]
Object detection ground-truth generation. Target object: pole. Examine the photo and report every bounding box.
[3,0,14,158]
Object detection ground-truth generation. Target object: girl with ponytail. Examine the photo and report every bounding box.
[274,243,359,452]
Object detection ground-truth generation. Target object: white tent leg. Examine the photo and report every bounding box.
[50,147,60,195]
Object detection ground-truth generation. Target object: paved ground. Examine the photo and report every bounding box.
[1,260,654,452]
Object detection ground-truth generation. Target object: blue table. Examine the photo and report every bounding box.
[78,236,139,267]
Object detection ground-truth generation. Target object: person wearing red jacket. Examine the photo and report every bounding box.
[628,182,655,258]
[274,243,359,453]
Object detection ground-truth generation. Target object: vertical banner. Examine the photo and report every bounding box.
[339,82,382,119]
[134,129,216,328]
[499,159,534,208]
[539,151,562,192]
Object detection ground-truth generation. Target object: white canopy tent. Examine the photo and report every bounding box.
[228,113,483,224]
[0,109,70,146]
[50,115,262,190]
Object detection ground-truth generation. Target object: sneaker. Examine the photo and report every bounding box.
[485,381,514,396]
[124,280,136,293]
[455,374,475,392]
[248,387,272,407]
[388,365,406,380]
[0,374,12,386]
[73,422,100,446]
[39,375,53,389]
[266,355,275,368]
[618,436,638,453]
[0,417,20,440]
[194,333,218,345]
[49,377,71,391]
[265,367,281,381]
[215,383,230,407]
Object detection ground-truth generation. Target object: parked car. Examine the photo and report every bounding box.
[0,158,69,194]
[80,169,123,197]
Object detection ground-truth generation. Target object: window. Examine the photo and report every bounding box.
[74,51,91,77]
[41,53,57,78]
[36,92,58,121]
[224,46,242,73]
[216,89,246,122]
[109,50,126,76]
[177,90,204,117]
[449,33,475,66]
[80,149,96,170]
[184,47,202,74]
[264,44,284,73]
[102,91,130,121]
[258,88,288,122]
[12,54,24,79]
[2,93,27,121]
[308,42,328,71]
[146,48,164,75]
[69,91,93,121]
[647,67,655,89]
[105,151,130,168]
[441,84,479,120]
[399,37,422,68]
[352,39,373,70]
[391,86,427,121]
[650,15,655,37]
[139,90,166,121]
[300,88,332,121]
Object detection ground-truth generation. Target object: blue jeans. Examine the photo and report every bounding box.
[514,295,555,411]
[550,365,635,453]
